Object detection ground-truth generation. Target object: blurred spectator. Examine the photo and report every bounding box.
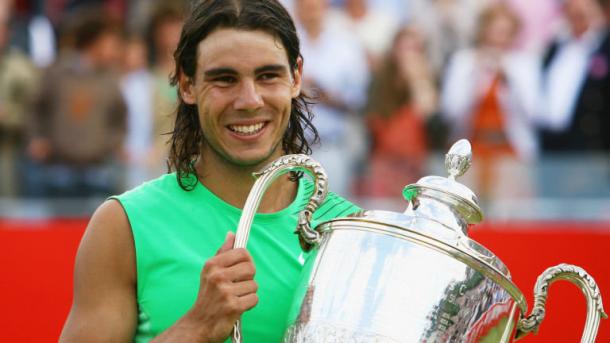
[146,1,185,174]
[369,0,411,24]
[120,33,155,188]
[441,3,539,199]
[125,0,151,33]
[505,0,561,52]
[119,2,185,189]
[9,0,56,68]
[328,0,399,70]
[363,26,437,197]
[537,0,609,152]
[26,9,127,198]
[295,0,370,197]
[0,1,39,197]
[408,0,487,75]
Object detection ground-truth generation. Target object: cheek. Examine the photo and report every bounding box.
[197,89,229,125]
[265,85,294,110]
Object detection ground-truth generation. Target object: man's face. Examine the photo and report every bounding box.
[181,28,302,169]
[564,0,601,36]
[91,32,123,70]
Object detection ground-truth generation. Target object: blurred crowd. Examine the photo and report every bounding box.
[0,0,609,202]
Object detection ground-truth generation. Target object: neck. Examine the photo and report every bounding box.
[195,151,298,213]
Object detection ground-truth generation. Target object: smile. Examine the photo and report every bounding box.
[227,122,267,136]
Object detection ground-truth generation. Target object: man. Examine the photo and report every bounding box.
[27,10,127,197]
[538,0,610,152]
[59,1,359,342]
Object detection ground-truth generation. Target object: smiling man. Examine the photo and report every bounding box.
[59,1,359,342]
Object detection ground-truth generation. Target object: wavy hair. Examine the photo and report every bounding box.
[168,0,319,190]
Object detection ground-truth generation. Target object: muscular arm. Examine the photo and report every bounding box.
[60,200,258,343]
[59,200,137,343]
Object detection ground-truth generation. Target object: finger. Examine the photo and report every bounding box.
[216,231,236,255]
[221,259,256,282]
[231,280,258,297]
[203,249,253,280]
[238,293,259,311]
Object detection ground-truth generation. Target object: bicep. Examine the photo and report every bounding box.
[59,200,137,343]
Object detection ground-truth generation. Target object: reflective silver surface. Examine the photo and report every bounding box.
[517,264,607,342]
[234,141,606,343]
[232,154,328,343]
[284,220,522,343]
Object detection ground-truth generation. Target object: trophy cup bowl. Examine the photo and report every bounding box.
[231,140,607,343]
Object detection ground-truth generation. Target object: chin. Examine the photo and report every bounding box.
[226,148,281,168]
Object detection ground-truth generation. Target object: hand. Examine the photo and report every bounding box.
[185,232,258,343]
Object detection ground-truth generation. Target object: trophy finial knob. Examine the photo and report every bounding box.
[445,139,472,180]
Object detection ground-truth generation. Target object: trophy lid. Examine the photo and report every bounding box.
[318,139,512,278]
[402,139,483,225]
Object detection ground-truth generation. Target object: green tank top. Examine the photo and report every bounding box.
[113,173,359,342]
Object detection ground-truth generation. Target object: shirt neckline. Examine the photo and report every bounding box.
[192,175,306,220]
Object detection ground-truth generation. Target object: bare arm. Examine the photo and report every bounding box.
[59,200,137,343]
[60,200,258,343]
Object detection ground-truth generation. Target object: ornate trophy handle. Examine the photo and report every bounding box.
[516,263,607,342]
[231,154,328,343]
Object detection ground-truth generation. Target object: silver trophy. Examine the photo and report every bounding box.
[232,140,607,343]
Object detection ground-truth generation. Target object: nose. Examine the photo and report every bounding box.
[234,79,264,112]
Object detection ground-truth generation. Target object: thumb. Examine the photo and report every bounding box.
[216,231,235,254]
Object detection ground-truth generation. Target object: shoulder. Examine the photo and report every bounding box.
[113,173,181,206]
[85,199,132,247]
[3,50,38,78]
[76,198,135,289]
[59,199,137,342]
[300,178,360,222]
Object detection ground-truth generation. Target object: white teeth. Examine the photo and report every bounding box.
[229,122,265,135]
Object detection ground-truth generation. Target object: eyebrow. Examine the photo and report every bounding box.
[255,64,288,74]
[203,67,237,79]
[203,64,289,79]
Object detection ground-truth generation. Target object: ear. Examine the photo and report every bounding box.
[179,72,197,105]
[291,57,303,98]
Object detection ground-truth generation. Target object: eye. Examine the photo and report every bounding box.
[213,76,237,86]
[258,72,279,81]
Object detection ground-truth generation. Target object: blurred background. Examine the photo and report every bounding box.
[0,0,609,342]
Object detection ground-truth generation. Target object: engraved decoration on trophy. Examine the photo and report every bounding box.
[233,140,606,342]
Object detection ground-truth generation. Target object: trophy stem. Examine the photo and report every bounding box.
[515,263,607,342]
[231,154,328,343]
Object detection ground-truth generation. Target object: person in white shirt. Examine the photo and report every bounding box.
[328,0,399,69]
[441,3,539,162]
[294,0,370,197]
[441,3,540,200]
[408,0,487,75]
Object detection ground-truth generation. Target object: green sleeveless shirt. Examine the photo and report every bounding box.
[113,173,359,342]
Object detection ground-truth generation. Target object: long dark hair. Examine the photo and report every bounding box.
[168,0,318,190]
